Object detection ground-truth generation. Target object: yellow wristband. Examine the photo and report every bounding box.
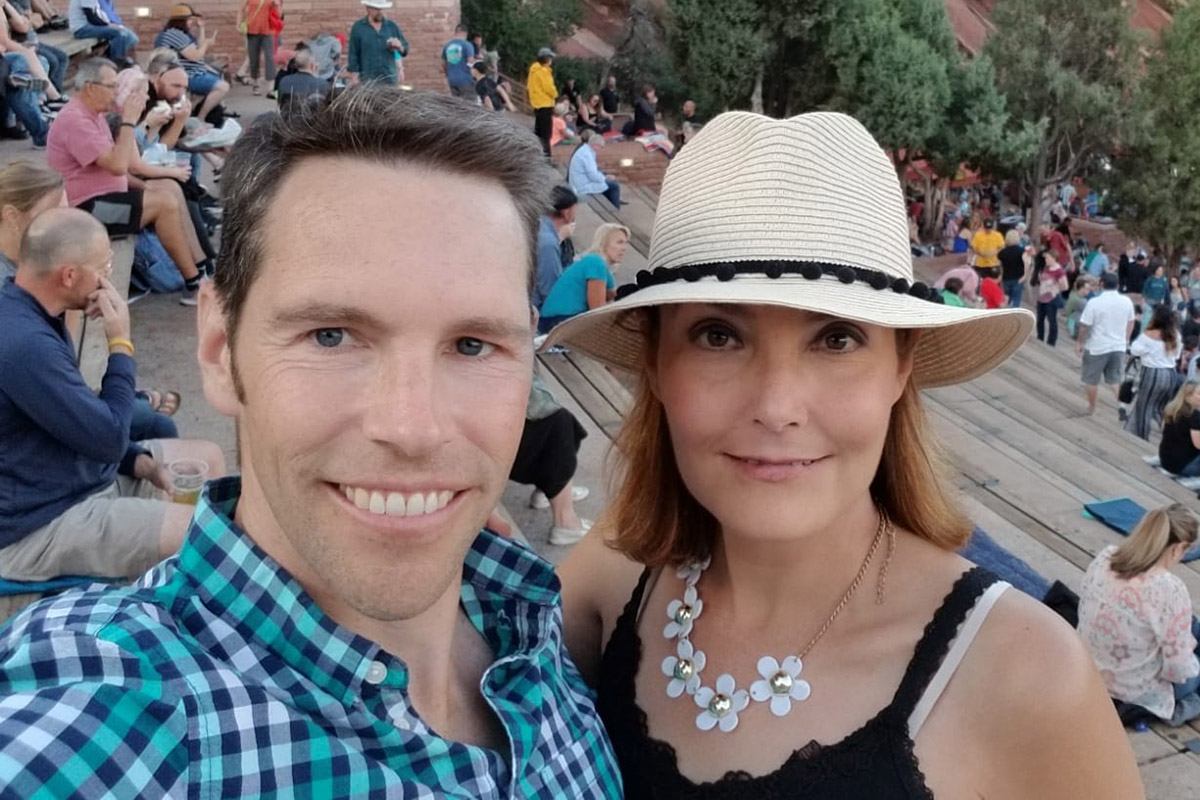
[108,337,134,356]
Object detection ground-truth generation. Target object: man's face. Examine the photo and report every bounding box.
[367,7,383,23]
[66,233,113,309]
[158,68,188,102]
[683,100,695,117]
[606,76,616,89]
[198,157,534,626]
[84,66,118,112]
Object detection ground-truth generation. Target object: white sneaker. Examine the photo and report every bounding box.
[530,485,590,509]
[549,518,592,547]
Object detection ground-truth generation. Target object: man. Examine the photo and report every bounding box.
[144,55,191,150]
[46,58,203,304]
[153,4,228,123]
[968,217,1004,281]
[66,0,134,65]
[347,0,407,86]
[534,184,577,310]
[0,86,620,798]
[680,98,704,143]
[1125,251,1149,304]
[441,22,473,99]
[568,128,622,208]
[471,59,502,111]
[1077,271,1136,415]
[278,48,330,113]
[599,73,618,116]
[527,47,556,157]
[0,208,225,583]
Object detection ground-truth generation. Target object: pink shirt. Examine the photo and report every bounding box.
[1078,546,1199,720]
[932,266,979,302]
[46,98,128,207]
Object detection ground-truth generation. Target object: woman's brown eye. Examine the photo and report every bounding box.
[705,329,731,348]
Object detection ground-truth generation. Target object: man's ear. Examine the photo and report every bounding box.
[196,282,242,417]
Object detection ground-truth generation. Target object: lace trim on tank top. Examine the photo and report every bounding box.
[595,565,1002,798]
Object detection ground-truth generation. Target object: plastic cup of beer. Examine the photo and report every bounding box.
[168,459,209,505]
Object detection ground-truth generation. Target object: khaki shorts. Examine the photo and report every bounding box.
[1082,350,1124,386]
[0,441,168,582]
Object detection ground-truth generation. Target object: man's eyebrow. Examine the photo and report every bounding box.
[268,302,386,329]
[456,316,534,341]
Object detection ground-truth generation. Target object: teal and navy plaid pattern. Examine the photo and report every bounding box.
[0,477,621,798]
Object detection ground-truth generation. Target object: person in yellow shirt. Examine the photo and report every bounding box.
[527,47,557,157]
[969,217,1005,279]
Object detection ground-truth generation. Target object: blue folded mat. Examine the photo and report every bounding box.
[1083,498,1200,562]
[959,526,1051,600]
[0,575,100,597]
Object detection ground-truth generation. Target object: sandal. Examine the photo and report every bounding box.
[138,389,182,416]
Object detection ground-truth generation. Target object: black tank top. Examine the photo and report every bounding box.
[596,566,1001,799]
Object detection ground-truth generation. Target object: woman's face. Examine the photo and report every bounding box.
[652,304,911,543]
[604,232,628,265]
[1189,385,1200,407]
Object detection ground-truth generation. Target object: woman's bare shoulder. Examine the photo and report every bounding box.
[956,587,1143,797]
[558,522,648,685]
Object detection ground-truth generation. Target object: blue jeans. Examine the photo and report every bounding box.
[130,397,178,441]
[602,178,622,207]
[36,44,67,91]
[73,25,134,62]
[1003,278,1025,308]
[2,54,45,144]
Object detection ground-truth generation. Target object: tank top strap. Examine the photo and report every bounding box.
[615,566,654,632]
[886,566,1003,728]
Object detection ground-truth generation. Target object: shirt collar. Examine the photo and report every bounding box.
[179,476,563,702]
[1,278,64,329]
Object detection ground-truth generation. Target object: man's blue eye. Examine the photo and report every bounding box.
[314,329,344,348]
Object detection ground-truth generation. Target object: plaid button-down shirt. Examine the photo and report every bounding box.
[0,477,621,798]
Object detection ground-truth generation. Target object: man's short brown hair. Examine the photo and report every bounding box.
[215,84,554,350]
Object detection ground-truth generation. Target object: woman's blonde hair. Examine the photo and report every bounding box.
[602,318,971,566]
[1110,504,1198,579]
[1004,229,1021,246]
[0,161,63,216]
[1164,380,1200,426]
[586,223,630,263]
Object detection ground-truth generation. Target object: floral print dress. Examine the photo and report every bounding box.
[1078,545,1199,720]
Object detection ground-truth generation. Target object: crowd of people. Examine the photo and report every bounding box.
[0,11,1190,797]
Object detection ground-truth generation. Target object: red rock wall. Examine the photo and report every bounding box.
[119,0,462,91]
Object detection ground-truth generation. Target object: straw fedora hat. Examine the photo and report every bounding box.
[543,111,1033,388]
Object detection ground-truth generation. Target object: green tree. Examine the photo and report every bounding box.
[666,0,766,113]
[985,0,1138,236]
[1109,3,1200,265]
[460,0,583,77]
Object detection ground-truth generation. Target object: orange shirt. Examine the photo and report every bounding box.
[242,0,276,35]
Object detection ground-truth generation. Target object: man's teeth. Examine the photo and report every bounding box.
[340,486,454,517]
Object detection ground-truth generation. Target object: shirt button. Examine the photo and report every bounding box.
[364,660,387,685]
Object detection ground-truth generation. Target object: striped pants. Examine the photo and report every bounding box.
[1124,366,1180,440]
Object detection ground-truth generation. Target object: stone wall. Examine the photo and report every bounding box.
[120,0,462,91]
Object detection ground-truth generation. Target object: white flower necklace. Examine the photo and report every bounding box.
[661,509,895,733]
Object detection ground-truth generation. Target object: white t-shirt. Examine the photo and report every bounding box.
[1130,334,1178,369]
[1080,290,1135,355]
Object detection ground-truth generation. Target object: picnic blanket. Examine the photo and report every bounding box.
[1140,454,1200,491]
[1084,497,1200,562]
[959,526,1051,599]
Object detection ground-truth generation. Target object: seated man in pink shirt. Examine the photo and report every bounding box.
[933,264,980,305]
[46,57,202,305]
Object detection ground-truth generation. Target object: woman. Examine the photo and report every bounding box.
[1159,380,1200,476]
[578,93,612,134]
[547,111,1140,798]
[1125,304,1181,440]
[238,0,279,96]
[154,5,229,122]
[1079,504,1200,727]
[996,228,1028,308]
[537,222,626,333]
[1033,248,1068,346]
[0,160,62,279]
[1169,274,1186,312]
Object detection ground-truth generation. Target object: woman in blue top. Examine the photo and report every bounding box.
[538,223,627,333]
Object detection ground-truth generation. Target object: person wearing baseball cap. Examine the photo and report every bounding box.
[347,0,408,86]
[553,111,1141,797]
